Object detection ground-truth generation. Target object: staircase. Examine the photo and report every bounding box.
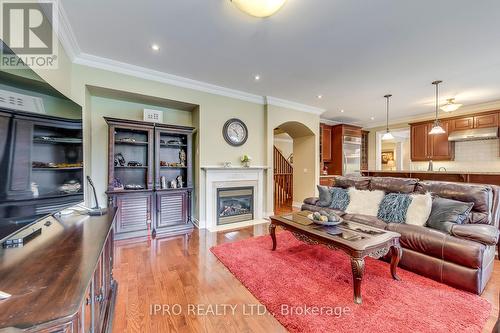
[273,146,293,211]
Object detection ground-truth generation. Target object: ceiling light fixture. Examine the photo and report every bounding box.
[230,0,287,18]
[151,44,160,51]
[370,116,375,120]
[429,80,446,135]
[317,95,323,99]
[254,74,260,81]
[440,98,462,112]
[340,109,345,113]
[382,94,394,140]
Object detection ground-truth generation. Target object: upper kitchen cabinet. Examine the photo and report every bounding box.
[410,120,454,161]
[428,120,454,160]
[473,113,498,128]
[320,124,332,162]
[452,117,474,131]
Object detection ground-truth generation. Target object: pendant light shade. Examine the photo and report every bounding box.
[440,98,462,112]
[429,80,445,135]
[382,94,394,141]
[230,0,287,17]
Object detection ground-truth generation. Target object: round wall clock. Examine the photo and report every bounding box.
[223,118,248,146]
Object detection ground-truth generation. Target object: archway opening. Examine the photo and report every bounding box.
[273,121,316,214]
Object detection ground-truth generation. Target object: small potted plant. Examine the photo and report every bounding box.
[241,154,252,167]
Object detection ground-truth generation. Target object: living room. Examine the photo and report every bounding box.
[0,1,499,332]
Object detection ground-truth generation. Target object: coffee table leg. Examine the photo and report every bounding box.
[390,245,402,281]
[350,258,365,304]
[269,223,277,251]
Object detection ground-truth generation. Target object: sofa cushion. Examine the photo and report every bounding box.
[345,188,385,216]
[426,197,474,233]
[329,187,350,211]
[416,181,493,224]
[370,177,419,194]
[343,213,388,229]
[303,197,319,206]
[333,176,371,190]
[386,223,486,269]
[377,193,412,223]
[317,185,333,207]
[406,192,433,226]
[451,224,500,246]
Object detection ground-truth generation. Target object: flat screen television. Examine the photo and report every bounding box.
[0,44,83,241]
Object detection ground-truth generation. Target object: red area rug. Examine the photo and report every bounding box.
[211,231,492,333]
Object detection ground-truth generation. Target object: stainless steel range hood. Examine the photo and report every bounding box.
[448,127,499,142]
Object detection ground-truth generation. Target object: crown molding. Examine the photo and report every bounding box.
[363,99,500,129]
[74,53,266,104]
[55,2,80,62]
[265,96,325,115]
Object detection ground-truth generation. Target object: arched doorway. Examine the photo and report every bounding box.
[273,121,316,214]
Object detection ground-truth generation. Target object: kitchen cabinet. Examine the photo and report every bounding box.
[320,124,332,162]
[452,117,474,131]
[474,113,498,128]
[428,120,454,160]
[410,121,454,161]
[410,123,430,161]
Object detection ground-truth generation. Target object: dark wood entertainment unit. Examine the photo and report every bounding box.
[0,209,117,333]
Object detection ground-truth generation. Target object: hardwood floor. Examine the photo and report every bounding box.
[112,225,500,333]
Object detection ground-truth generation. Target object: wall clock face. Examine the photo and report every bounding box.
[223,118,248,146]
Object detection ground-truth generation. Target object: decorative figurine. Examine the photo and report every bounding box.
[127,161,143,167]
[112,178,124,191]
[179,149,186,167]
[160,176,167,189]
[176,175,183,188]
[169,180,177,189]
[114,153,125,166]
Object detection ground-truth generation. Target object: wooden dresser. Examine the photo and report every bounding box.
[0,209,117,333]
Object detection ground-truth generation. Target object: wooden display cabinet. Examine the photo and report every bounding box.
[105,117,194,240]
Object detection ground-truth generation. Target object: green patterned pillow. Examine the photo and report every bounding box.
[377,193,413,223]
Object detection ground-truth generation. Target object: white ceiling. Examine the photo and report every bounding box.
[61,0,500,126]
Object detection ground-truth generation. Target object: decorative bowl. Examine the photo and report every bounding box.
[307,212,343,226]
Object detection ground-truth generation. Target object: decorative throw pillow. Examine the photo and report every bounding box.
[329,187,350,211]
[406,192,433,226]
[317,185,333,207]
[426,196,474,233]
[345,188,385,216]
[377,193,412,223]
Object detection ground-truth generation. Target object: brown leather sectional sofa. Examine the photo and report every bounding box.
[302,176,500,294]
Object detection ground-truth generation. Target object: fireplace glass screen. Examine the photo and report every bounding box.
[217,187,254,225]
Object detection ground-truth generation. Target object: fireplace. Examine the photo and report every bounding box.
[217,187,254,225]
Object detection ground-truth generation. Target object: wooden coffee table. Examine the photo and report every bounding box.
[269,211,402,304]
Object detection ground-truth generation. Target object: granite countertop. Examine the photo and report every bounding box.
[361,170,500,175]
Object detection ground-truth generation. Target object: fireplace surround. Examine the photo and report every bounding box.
[201,166,267,231]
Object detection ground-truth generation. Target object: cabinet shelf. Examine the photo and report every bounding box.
[33,167,83,171]
[160,166,187,169]
[33,138,82,145]
[114,165,148,169]
[160,143,187,148]
[114,141,149,146]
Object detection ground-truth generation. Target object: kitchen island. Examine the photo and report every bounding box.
[361,170,500,186]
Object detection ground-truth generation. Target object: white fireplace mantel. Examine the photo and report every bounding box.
[201,166,268,231]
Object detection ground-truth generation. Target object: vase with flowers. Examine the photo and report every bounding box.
[241,154,252,168]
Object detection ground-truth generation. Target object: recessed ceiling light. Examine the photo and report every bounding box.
[151,44,160,51]
[254,74,260,81]
[370,116,375,120]
[340,109,345,113]
[317,95,323,99]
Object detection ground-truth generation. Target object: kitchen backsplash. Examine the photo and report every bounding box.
[411,139,500,172]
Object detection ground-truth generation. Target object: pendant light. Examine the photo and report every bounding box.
[230,0,287,18]
[382,94,394,140]
[429,80,446,135]
[440,98,462,112]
